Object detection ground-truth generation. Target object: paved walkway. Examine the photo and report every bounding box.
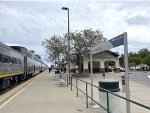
[0,70,94,113]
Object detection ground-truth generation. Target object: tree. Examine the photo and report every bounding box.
[143,54,150,66]
[69,28,106,73]
[128,52,138,57]
[128,52,140,68]
[129,57,142,66]
[42,28,106,73]
[121,49,150,68]
[129,62,136,67]
[138,48,149,58]
[42,35,65,68]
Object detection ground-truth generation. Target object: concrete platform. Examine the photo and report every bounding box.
[0,71,94,113]
[72,72,150,113]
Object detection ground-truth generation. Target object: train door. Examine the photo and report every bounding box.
[24,56,27,79]
[40,62,43,72]
[34,65,35,74]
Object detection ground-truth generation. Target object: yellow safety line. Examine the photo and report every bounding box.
[0,72,24,78]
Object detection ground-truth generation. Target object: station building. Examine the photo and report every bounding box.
[65,50,121,74]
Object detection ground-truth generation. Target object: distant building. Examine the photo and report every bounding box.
[83,51,120,73]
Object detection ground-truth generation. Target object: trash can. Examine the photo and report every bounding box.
[121,75,125,92]
[98,79,120,113]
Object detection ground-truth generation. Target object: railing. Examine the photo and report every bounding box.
[65,75,150,113]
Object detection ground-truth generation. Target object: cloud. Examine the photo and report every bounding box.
[127,16,150,26]
[0,1,150,61]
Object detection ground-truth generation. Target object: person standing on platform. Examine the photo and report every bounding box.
[49,67,51,73]
[102,72,105,78]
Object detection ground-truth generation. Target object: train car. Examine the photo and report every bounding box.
[0,42,47,90]
[41,62,48,71]
[11,46,43,76]
[0,42,24,89]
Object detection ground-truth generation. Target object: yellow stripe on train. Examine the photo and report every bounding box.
[0,72,24,78]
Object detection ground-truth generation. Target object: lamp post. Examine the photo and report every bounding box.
[62,7,71,84]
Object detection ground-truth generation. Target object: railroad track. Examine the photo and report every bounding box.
[0,76,34,96]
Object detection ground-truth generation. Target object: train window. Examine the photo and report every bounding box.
[16,59,19,64]
[16,59,18,64]
[18,59,21,64]
[27,53,30,57]
[12,57,16,64]
[0,54,3,62]
[3,55,10,63]
[9,57,12,63]
[27,53,32,58]
[16,59,21,64]
[30,54,32,58]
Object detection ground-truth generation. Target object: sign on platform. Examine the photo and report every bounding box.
[91,32,131,113]
[91,33,124,54]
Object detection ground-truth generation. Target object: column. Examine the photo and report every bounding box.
[114,58,120,73]
[83,59,89,73]
[100,60,105,73]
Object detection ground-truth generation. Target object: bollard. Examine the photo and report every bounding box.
[55,70,60,80]
[62,72,68,87]
[98,79,120,113]
[121,75,125,92]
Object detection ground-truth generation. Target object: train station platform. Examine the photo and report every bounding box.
[0,70,94,113]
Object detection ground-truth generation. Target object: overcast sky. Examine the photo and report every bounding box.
[0,0,150,65]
